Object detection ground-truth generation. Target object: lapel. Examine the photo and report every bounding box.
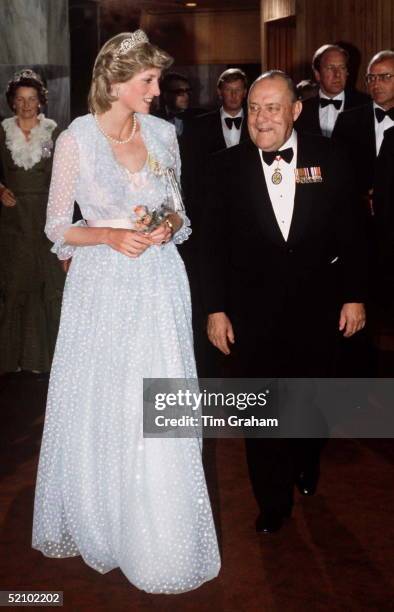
[240,109,250,143]
[287,133,317,245]
[313,97,323,135]
[215,111,227,151]
[366,104,377,157]
[344,90,352,110]
[241,141,287,246]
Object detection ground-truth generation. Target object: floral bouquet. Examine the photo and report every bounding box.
[133,157,185,232]
[133,204,172,232]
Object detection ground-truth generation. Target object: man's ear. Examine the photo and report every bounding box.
[293,99,303,122]
[217,87,223,100]
[313,69,321,84]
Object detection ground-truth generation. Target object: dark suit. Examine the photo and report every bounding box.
[201,132,367,514]
[182,108,250,236]
[179,109,250,376]
[296,89,370,137]
[373,126,394,310]
[194,108,250,155]
[332,101,376,196]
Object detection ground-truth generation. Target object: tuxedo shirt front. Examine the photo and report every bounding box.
[373,102,394,154]
[220,107,245,148]
[296,89,370,137]
[318,90,345,137]
[259,130,297,240]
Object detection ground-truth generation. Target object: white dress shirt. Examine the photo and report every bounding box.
[220,107,244,148]
[373,102,394,155]
[259,130,298,241]
[318,89,345,137]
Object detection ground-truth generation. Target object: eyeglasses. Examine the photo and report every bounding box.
[365,73,394,84]
[169,88,192,95]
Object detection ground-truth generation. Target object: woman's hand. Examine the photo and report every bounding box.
[0,186,16,207]
[149,214,182,245]
[149,220,173,245]
[105,228,153,258]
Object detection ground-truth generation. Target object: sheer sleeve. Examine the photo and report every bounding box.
[45,130,87,260]
[169,127,191,245]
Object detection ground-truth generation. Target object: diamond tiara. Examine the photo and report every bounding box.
[6,69,47,96]
[8,69,44,86]
[113,30,149,60]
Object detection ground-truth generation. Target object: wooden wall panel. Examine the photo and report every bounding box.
[266,17,296,75]
[262,0,394,88]
[141,9,261,65]
[263,0,295,21]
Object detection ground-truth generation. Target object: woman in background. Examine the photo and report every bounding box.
[0,69,63,375]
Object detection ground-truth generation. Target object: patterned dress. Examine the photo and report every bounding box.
[0,115,64,373]
[32,113,221,593]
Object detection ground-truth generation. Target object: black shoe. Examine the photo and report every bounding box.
[255,509,291,534]
[296,468,320,496]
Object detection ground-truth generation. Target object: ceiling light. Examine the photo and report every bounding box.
[185,2,197,6]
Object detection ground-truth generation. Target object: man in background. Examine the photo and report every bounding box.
[296,44,369,137]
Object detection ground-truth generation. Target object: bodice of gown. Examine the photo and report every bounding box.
[45,113,190,258]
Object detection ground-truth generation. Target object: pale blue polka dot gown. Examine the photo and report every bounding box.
[32,114,221,594]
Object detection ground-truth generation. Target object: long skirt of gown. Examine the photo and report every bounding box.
[32,242,220,594]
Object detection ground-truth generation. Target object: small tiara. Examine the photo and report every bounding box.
[8,69,44,86]
[113,30,149,60]
[6,69,47,95]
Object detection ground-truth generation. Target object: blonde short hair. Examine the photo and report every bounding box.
[88,32,173,114]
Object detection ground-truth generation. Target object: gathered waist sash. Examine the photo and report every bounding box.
[86,218,134,229]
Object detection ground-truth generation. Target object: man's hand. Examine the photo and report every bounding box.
[207,312,235,355]
[339,303,366,337]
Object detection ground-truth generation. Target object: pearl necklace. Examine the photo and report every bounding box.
[94,113,137,145]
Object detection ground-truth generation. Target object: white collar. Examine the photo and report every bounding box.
[373,101,391,112]
[220,107,244,120]
[1,114,57,170]
[278,129,297,152]
[319,89,345,101]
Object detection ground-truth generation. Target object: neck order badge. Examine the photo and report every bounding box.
[272,157,283,184]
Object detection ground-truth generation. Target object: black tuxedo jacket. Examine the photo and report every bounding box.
[373,126,394,302]
[332,102,376,195]
[180,108,250,266]
[201,133,367,340]
[194,108,250,155]
[295,90,370,137]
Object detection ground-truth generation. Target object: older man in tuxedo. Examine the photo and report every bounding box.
[201,71,367,533]
[295,44,369,138]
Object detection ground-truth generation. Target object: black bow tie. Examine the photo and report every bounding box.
[320,97,342,110]
[224,116,242,130]
[375,107,394,123]
[262,147,294,165]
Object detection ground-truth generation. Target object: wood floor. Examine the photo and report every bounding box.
[1,371,394,612]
